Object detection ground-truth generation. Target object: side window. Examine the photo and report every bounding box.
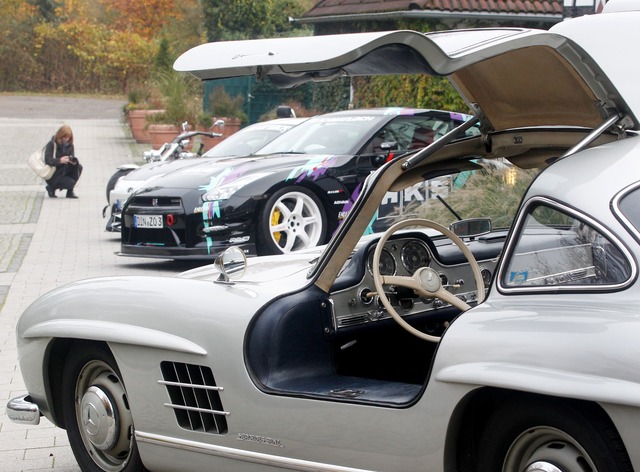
[615,183,640,241]
[502,202,632,289]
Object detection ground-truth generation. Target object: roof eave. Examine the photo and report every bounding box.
[292,10,564,25]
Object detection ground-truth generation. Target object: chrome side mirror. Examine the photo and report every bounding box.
[214,246,247,283]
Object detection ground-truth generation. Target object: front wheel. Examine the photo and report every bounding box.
[62,343,146,472]
[477,396,632,472]
[257,186,327,255]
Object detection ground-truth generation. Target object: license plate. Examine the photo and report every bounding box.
[134,214,163,228]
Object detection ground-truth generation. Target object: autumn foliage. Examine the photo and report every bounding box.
[0,0,204,94]
[0,0,470,115]
[104,0,182,39]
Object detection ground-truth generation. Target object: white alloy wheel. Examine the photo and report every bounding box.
[261,187,326,254]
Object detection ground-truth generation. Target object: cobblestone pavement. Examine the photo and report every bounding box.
[0,95,198,471]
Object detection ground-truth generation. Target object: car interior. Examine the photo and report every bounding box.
[244,122,630,407]
[246,224,503,406]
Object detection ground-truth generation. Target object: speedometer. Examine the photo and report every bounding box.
[401,240,431,273]
[367,247,397,276]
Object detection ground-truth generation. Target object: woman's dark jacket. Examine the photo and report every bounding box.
[44,137,75,184]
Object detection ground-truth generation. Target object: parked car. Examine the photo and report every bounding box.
[119,107,478,259]
[9,2,640,471]
[106,117,306,231]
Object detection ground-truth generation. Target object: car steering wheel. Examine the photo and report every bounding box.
[371,218,485,342]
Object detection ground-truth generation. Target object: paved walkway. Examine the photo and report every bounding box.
[0,95,194,471]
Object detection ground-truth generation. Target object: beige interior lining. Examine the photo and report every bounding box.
[452,47,603,131]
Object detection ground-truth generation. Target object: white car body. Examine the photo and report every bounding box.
[9,2,640,471]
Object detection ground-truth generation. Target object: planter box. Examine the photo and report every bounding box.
[148,124,181,150]
[196,117,242,153]
[128,109,164,143]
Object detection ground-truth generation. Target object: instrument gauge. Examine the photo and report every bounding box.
[401,240,431,273]
[481,267,492,287]
[367,247,397,276]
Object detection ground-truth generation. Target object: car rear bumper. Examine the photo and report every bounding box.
[6,394,41,425]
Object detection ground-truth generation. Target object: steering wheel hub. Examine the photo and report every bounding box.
[417,267,441,293]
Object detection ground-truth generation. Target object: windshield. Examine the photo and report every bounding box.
[203,124,295,158]
[371,161,538,234]
[258,115,389,156]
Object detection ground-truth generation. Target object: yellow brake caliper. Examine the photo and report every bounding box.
[271,208,282,243]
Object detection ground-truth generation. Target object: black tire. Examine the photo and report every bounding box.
[106,168,134,202]
[477,396,632,472]
[62,343,147,472]
[257,186,327,255]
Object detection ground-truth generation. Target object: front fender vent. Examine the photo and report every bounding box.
[159,362,228,434]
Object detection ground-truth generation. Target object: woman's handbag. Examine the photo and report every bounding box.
[27,142,56,180]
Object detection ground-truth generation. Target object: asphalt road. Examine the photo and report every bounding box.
[0,95,125,120]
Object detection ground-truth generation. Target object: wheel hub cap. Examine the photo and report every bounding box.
[80,386,117,450]
[506,426,596,472]
[526,462,563,472]
[287,214,300,232]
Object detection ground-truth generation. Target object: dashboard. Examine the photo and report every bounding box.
[329,232,501,331]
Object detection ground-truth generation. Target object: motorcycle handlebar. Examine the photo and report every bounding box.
[171,131,223,143]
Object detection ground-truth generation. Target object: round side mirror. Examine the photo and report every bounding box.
[214,246,247,283]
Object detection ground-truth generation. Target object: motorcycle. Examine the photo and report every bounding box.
[103,121,223,231]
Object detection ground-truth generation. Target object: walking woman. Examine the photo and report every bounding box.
[44,124,82,198]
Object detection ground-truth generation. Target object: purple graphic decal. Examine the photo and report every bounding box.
[287,155,338,183]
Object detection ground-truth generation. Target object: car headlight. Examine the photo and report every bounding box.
[202,172,272,201]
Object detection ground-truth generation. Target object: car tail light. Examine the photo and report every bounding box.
[167,214,175,226]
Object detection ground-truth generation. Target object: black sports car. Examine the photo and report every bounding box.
[106,117,306,232]
[120,108,478,259]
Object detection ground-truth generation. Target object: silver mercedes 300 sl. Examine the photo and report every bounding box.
[8,1,640,471]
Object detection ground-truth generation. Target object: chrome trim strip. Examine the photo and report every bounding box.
[164,403,230,416]
[136,431,375,472]
[157,380,223,391]
[6,395,41,425]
